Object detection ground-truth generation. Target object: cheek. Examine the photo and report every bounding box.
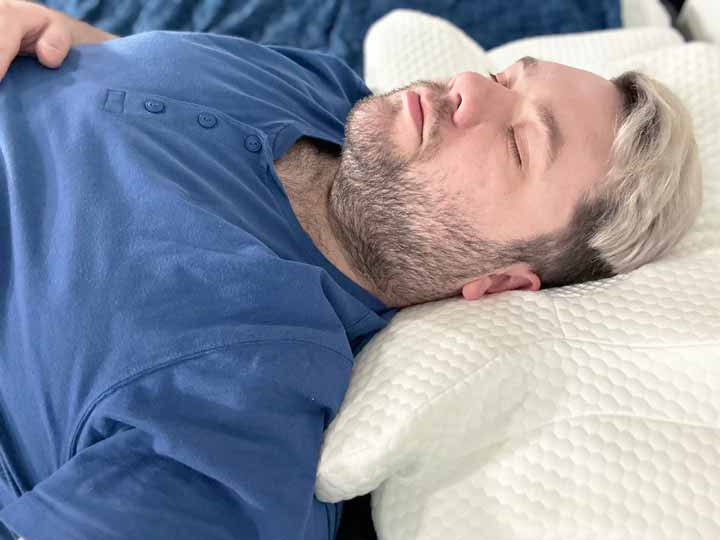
[412,128,534,233]
[430,136,500,192]
[507,187,573,240]
[418,155,510,233]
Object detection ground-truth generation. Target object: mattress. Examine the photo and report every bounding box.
[316,9,720,540]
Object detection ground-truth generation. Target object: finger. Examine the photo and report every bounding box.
[0,26,22,82]
[34,23,71,69]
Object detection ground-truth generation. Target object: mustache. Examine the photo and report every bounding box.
[398,80,455,134]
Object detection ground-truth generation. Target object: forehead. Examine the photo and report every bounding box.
[509,58,623,231]
[522,58,622,176]
[539,59,620,144]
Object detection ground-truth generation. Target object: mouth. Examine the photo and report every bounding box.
[405,90,424,143]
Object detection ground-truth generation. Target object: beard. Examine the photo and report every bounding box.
[327,80,509,308]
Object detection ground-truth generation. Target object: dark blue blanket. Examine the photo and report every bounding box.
[42,0,621,77]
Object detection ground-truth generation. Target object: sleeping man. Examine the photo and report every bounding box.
[0,2,702,539]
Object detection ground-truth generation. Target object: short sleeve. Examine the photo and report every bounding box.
[0,341,352,540]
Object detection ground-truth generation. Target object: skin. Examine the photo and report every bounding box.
[0,1,117,80]
[281,58,623,308]
[0,3,622,308]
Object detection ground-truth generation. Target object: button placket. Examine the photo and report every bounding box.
[119,90,267,156]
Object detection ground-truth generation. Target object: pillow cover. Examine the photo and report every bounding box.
[316,10,720,540]
[622,0,672,28]
[678,0,720,43]
[362,9,683,94]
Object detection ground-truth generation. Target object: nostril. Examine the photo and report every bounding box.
[448,78,461,111]
[450,92,462,127]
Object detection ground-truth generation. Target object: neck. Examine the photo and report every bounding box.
[274,137,387,305]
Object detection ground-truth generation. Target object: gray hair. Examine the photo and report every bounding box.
[517,70,703,289]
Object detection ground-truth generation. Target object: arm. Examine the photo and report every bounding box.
[0,0,118,81]
[0,342,348,540]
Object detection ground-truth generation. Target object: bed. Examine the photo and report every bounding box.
[16,2,709,540]
[317,5,720,540]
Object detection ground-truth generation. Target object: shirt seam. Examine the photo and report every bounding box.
[65,338,352,462]
[344,311,374,332]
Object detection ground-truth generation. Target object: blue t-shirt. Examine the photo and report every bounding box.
[0,32,395,540]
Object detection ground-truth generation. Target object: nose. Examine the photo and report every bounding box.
[449,71,518,130]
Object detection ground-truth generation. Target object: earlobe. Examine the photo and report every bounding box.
[461,275,492,301]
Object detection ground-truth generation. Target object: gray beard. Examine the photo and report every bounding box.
[327,81,508,307]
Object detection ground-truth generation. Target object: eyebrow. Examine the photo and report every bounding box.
[517,56,565,171]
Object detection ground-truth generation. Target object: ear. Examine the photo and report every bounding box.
[461,262,541,301]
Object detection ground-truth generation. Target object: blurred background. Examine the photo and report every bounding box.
[36,0,686,77]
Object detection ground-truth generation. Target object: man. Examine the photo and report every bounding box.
[0,2,702,540]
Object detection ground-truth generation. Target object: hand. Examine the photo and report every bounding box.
[0,0,75,81]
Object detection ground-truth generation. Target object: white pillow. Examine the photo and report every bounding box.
[316,10,720,540]
[363,9,683,94]
[678,0,720,44]
[622,0,673,28]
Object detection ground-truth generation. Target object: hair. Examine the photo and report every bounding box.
[515,70,703,289]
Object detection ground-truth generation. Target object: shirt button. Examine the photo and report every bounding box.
[197,112,218,129]
[144,100,165,114]
[244,135,262,153]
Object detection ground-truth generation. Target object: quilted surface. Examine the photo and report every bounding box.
[316,10,720,540]
[363,10,683,94]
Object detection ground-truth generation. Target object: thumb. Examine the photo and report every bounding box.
[35,24,71,69]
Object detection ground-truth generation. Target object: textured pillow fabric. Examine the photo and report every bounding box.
[362,9,683,94]
[316,10,720,540]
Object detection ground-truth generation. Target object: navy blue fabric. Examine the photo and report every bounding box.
[40,0,622,76]
[0,520,12,540]
[0,31,395,540]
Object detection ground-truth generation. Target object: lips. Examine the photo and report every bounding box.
[405,90,424,141]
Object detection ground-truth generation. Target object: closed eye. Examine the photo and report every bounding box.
[492,73,522,167]
[507,127,522,167]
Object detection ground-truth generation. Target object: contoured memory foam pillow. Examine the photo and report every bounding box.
[316,10,720,540]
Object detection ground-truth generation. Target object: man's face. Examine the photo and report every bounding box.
[328,58,622,306]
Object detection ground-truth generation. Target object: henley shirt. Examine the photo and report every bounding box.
[0,31,395,540]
